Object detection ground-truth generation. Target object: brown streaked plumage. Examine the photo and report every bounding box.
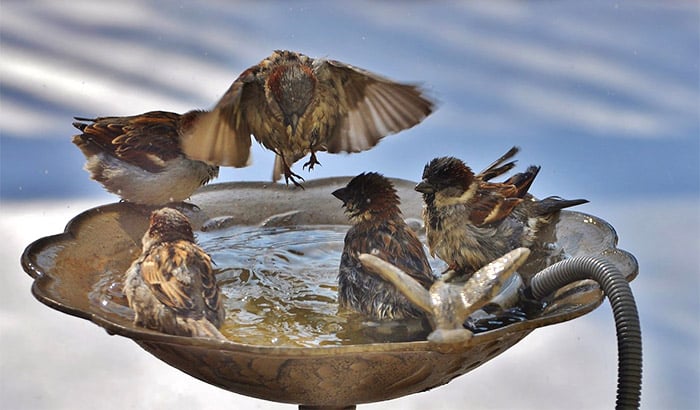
[415,148,588,276]
[181,50,435,186]
[123,208,226,339]
[72,111,219,205]
[333,172,436,319]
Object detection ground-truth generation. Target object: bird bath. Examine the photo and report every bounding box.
[21,177,638,409]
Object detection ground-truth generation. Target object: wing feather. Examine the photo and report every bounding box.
[477,146,520,181]
[72,111,182,173]
[367,222,434,290]
[469,164,539,226]
[180,70,260,167]
[316,59,434,154]
[140,242,199,316]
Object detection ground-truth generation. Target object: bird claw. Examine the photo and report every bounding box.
[283,167,305,189]
[302,152,321,171]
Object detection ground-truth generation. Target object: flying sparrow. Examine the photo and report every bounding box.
[123,207,226,339]
[415,148,588,276]
[181,50,435,186]
[333,172,436,319]
[72,111,220,205]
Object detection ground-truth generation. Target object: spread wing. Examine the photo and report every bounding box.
[72,111,182,173]
[180,68,262,167]
[314,59,434,154]
[140,241,214,319]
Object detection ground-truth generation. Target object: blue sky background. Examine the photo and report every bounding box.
[1,1,698,201]
[1,1,698,409]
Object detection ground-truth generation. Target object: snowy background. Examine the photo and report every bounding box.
[1,1,698,409]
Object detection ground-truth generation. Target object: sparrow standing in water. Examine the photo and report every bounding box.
[124,207,226,339]
[415,148,588,276]
[72,111,220,205]
[333,172,436,319]
[181,50,434,186]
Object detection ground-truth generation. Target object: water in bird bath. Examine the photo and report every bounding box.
[90,222,546,348]
[199,224,439,347]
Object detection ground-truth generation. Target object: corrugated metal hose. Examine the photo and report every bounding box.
[528,256,642,410]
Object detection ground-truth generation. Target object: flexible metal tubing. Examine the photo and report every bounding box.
[529,256,642,410]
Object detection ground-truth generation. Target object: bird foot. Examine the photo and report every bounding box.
[302,152,321,171]
[283,167,305,189]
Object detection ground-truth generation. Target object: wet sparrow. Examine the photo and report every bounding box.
[333,172,436,319]
[415,148,588,276]
[123,207,226,339]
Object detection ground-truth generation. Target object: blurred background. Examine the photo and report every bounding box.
[1,1,698,409]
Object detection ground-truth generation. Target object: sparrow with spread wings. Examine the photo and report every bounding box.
[181,50,435,186]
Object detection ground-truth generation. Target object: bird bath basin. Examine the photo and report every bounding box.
[21,177,638,408]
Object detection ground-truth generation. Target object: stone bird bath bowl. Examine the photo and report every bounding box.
[21,178,638,409]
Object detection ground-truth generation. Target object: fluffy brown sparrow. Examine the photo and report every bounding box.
[72,111,220,205]
[181,50,435,186]
[333,172,436,319]
[415,148,588,275]
[123,207,226,339]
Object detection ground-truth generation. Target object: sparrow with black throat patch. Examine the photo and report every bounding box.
[415,147,588,276]
[72,111,220,205]
[333,172,436,320]
[181,50,435,187]
[123,207,226,339]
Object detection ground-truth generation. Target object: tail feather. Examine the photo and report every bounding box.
[179,317,227,340]
[534,196,588,216]
[479,146,519,181]
[72,121,89,132]
[504,165,540,198]
[272,155,284,182]
[73,115,97,122]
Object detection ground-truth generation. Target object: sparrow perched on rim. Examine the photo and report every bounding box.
[72,111,220,205]
[123,207,226,339]
[333,172,436,319]
[415,147,588,276]
[181,50,435,187]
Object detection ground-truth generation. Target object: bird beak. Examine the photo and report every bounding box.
[332,187,348,203]
[285,113,300,136]
[415,180,434,194]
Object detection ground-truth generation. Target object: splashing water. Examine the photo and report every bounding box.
[91,221,550,347]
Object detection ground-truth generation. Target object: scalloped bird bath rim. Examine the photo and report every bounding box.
[21,178,638,408]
